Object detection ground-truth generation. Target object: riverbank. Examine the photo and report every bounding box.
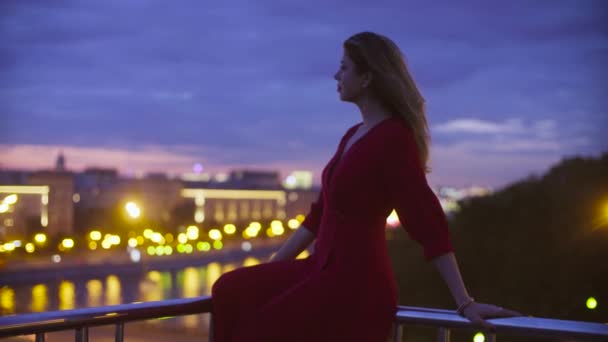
[0,239,281,285]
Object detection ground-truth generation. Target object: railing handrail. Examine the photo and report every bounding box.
[0,296,213,338]
[0,297,606,340]
[395,305,608,341]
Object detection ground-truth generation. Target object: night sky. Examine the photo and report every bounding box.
[1,0,606,189]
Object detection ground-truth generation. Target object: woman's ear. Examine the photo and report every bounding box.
[362,72,373,88]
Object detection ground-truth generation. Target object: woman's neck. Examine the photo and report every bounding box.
[355,95,393,128]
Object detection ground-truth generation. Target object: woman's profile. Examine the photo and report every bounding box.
[210,31,520,341]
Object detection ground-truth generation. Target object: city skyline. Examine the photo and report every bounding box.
[1,0,606,189]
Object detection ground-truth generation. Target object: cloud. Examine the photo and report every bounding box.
[433,118,591,153]
[434,118,525,134]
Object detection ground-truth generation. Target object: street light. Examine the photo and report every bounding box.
[125,202,141,219]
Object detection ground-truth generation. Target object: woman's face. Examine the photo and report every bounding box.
[334,51,367,103]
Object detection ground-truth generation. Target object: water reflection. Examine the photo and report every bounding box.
[2,257,261,331]
[1,286,15,314]
[106,275,121,305]
[31,284,47,312]
[59,281,75,310]
[87,280,103,307]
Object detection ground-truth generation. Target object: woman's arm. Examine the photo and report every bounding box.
[268,226,315,262]
[432,252,521,331]
[432,252,471,305]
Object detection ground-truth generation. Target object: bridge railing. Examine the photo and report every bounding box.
[0,296,606,341]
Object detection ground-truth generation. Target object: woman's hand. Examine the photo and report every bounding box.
[461,301,522,331]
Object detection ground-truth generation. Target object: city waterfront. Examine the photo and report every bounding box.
[0,248,276,341]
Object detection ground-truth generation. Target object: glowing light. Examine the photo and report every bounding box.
[177,233,188,244]
[12,240,21,247]
[130,249,141,262]
[59,281,75,310]
[155,246,165,256]
[101,240,112,249]
[136,236,144,245]
[208,229,222,241]
[386,209,400,227]
[125,201,141,218]
[128,238,137,247]
[34,233,47,244]
[52,254,61,263]
[197,241,210,252]
[473,332,485,342]
[250,222,262,229]
[147,246,156,255]
[164,233,174,243]
[0,185,49,194]
[243,257,260,267]
[194,210,205,223]
[3,194,18,205]
[0,203,8,213]
[151,232,163,243]
[285,175,297,188]
[288,219,300,229]
[61,238,74,249]
[89,241,97,250]
[72,193,80,203]
[223,224,236,234]
[31,284,48,312]
[244,226,259,238]
[187,225,199,240]
[266,228,275,237]
[270,221,284,236]
[41,215,48,227]
[587,297,598,310]
[108,235,120,245]
[25,243,35,253]
[177,244,186,253]
[296,250,309,259]
[296,214,305,222]
[182,188,286,202]
[143,229,153,239]
[184,244,193,254]
[41,195,49,205]
[90,231,102,241]
[213,240,223,250]
[241,241,252,252]
[163,246,173,255]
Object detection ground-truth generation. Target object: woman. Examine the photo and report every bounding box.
[211,31,520,341]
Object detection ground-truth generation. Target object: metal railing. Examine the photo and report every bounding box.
[392,306,608,342]
[0,297,213,342]
[0,296,606,341]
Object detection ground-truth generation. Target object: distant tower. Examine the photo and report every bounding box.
[55,151,66,171]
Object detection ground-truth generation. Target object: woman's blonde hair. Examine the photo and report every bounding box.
[344,31,431,172]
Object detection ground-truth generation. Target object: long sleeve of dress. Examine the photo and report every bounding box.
[301,187,323,236]
[383,127,454,261]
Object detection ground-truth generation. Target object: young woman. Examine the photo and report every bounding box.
[210,31,520,342]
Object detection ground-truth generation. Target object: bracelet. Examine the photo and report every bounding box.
[457,297,475,315]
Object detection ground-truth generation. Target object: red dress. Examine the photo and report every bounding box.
[211,117,454,341]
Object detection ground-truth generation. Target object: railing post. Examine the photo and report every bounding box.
[75,327,88,342]
[438,327,450,342]
[115,322,124,342]
[208,313,214,342]
[35,333,45,342]
[392,322,403,342]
